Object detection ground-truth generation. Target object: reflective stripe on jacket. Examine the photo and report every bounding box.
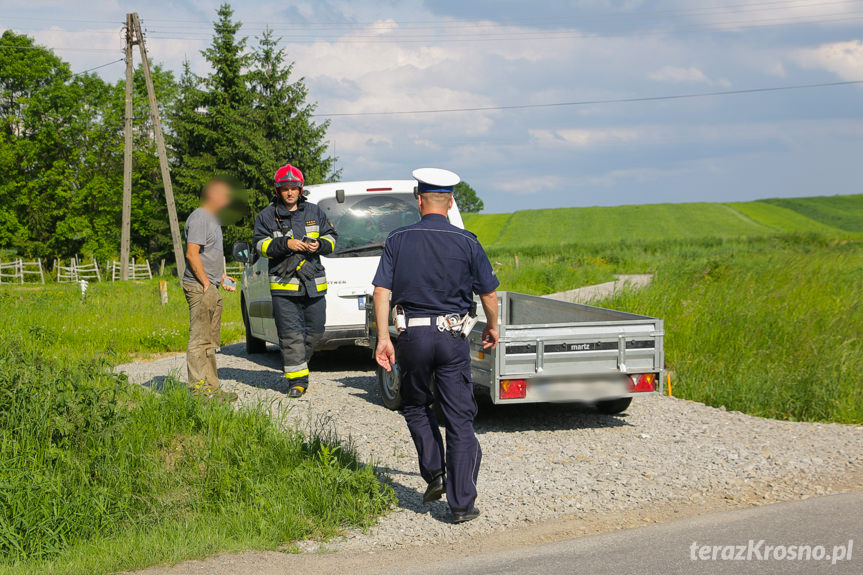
[252,200,337,297]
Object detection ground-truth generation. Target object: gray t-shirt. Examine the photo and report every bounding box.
[183,207,224,285]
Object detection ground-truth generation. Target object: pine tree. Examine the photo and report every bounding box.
[171,3,337,249]
[249,28,336,188]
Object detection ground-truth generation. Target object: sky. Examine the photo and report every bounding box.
[2,0,862,213]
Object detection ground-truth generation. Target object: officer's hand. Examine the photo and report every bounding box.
[375,338,396,371]
[482,326,499,350]
[287,238,309,252]
[306,240,320,253]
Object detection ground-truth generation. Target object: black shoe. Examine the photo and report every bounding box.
[452,507,480,524]
[287,386,306,398]
[423,475,446,503]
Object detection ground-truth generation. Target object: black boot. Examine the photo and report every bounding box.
[423,473,446,503]
[452,507,480,524]
[287,385,306,398]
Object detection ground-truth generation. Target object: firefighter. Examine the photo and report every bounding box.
[253,164,337,398]
[372,168,500,524]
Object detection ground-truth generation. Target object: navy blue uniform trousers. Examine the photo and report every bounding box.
[397,324,482,512]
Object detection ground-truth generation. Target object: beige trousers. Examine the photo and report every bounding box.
[183,282,222,391]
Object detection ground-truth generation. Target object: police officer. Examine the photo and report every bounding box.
[253,164,337,398]
[372,168,499,524]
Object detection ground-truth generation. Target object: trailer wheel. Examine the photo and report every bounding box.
[377,363,403,410]
[242,296,267,355]
[596,397,632,415]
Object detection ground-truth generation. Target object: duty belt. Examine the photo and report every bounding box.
[407,313,479,337]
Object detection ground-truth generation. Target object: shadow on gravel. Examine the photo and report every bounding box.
[310,346,375,372]
[475,403,632,433]
[385,477,452,523]
[336,373,632,433]
[139,375,173,391]
[220,343,374,372]
[219,343,282,369]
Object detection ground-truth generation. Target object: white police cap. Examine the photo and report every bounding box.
[413,168,460,193]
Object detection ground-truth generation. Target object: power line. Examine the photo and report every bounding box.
[2,0,858,33]
[129,0,863,29]
[73,57,124,75]
[0,44,116,52]
[142,12,863,44]
[311,80,863,118]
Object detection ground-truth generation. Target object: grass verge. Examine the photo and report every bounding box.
[488,234,863,424]
[0,283,395,574]
[0,279,243,364]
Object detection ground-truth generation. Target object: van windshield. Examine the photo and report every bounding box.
[319,193,420,258]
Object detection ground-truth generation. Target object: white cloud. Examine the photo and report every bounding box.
[529,128,640,148]
[796,40,863,81]
[495,175,566,195]
[649,65,710,84]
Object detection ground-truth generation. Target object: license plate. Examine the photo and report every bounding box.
[357,295,366,310]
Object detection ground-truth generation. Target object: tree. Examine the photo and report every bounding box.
[453,181,484,213]
[0,29,182,262]
[171,3,337,248]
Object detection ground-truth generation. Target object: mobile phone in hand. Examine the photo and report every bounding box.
[301,236,317,244]
[223,277,236,289]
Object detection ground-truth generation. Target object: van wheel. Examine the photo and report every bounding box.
[596,397,632,415]
[242,296,267,355]
[377,363,402,410]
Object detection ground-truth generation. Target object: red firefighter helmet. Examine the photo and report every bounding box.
[273,164,305,197]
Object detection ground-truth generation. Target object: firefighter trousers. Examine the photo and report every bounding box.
[272,294,326,389]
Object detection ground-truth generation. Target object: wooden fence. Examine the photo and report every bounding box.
[0,258,45,284]
[111,259,152,281]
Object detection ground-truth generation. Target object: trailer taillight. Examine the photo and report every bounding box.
[500,379,527,399]
[628,373,656,392]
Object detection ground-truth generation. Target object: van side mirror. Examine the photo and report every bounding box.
[232,241,251,263]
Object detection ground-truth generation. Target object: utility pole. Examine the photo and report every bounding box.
[120,14,134,281]
[119,13,186,279]
[131,13,185,278]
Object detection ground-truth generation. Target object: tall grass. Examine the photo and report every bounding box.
[0,283,395,574]
[0,279,243,363]
[490,235,863,424]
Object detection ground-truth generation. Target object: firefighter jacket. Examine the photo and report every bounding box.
[253,200,337,297]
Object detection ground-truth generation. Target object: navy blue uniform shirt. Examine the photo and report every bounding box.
[372,213,499,317]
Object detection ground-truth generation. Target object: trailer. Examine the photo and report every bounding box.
[368,291,664,414]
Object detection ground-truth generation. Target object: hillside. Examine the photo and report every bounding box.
[463,194,863,248]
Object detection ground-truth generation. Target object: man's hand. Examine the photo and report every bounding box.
[305,239,320,253]
[481,326,499,349]
[375,338,396,371]
[287,238,310,252]
[479,291,499,349]
[221,275,237,292]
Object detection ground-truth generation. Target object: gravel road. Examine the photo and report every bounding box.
[119,344,863,553]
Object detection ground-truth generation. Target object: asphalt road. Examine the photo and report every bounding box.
[385,491,862,575]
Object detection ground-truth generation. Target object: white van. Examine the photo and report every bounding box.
[235,180,465,353]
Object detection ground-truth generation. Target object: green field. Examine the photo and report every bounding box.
[463,194,863,248]
[464,194,863,424]
[0,281,394,575]
[764,195,863,233]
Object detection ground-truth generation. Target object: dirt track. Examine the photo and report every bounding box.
[120,343,863,574]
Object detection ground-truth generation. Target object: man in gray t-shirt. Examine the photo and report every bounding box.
[182,180,237,401]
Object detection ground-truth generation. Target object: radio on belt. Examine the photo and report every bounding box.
[393,304,407,333]
[435,301,478,338]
